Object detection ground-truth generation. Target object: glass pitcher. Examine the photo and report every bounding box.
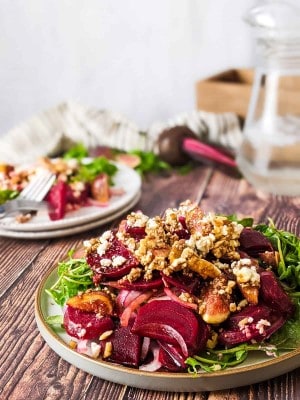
[236,0,300,196]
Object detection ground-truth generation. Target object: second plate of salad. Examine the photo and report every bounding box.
[0,158,141,232]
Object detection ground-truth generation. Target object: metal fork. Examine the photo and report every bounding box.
[18,170,56,202]
[0,170,56,218]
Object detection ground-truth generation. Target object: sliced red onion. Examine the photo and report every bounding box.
[120,291,153,327]
[139,343,162,372]
[164,287,198,311]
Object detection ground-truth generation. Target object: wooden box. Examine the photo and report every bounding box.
[195,68,254,121]
[196,68,300,122]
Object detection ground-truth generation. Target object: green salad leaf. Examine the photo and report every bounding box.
[269,297,300,349]
[186,343,278,373]
[45,315,64,326]
[128,149,171,176]
[255,220,300,289]
[0,189,19,205]
[226,214,254,227]
[63,143,88,160]
[45,250,94,306]
[73,157,118,185]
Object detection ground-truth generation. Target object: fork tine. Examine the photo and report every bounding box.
[19,171,56,201]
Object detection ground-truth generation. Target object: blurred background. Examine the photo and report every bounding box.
[0,0,255,136]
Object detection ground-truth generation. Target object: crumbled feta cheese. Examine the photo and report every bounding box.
[100,258,112,267]
[256,319,271,335]
[112,255,127,267]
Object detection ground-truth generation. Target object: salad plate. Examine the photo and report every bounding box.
[0,193,140,239]
[0,162,141,233]
[35,264,300,392]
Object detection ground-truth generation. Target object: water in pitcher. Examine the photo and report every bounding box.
[237,1,300,196]
[237,114,300,196]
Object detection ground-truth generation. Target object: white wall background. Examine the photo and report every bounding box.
[0,0,256,136]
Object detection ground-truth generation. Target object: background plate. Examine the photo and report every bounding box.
[0,193,140,239]
[0,162,141,232]
[35,265,300,392]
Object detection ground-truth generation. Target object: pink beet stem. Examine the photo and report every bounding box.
[183,138,237,168]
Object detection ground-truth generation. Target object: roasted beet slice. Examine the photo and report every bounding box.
[107,324,142,367]
[63,305,114,340]
[259,270,295,316]
[131,300,209,354]
[239,228,273,257]
[218,304,286,346]
[162,271,202,295]
[158,341,187,371]
[125,224,146,240]
[66,182,89,205]
[46,180,67,220]
[117,276,163,291]
[87,237,139,281]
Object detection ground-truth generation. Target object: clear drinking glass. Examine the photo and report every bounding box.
[236,1,300,196]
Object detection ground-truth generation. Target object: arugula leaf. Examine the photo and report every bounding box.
[73,157,118,184]
[269,298,300,348]
[45,315,64,326]
[128,150,171,176]
[63,143,88,160]
[186,343,278,373]
[255,220,300,288]
[226,214,254,227]
[45,251,94,306]
[0,189,19,205]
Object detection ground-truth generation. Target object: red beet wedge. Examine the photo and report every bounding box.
[63,305,114,340]
[131,300,209,356]
[107,323,143,368]
[87,236,140,282]
[239,228,274,257]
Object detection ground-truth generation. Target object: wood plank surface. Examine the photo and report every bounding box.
[0,164,299,400]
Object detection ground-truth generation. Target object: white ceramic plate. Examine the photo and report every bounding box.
[0,193,140,239]
[35,266,300,392]
[0,162,141,232]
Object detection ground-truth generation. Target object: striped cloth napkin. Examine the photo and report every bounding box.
[0,101,242,164]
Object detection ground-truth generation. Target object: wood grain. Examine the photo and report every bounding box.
[0,164,299,400]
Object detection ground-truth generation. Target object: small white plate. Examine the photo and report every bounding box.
[0,162,141,232]
[35,265,300,392]
[0,193,140,239]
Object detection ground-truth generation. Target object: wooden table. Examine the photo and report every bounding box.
[1,164,300,400]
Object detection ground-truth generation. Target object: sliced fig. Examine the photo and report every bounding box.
[91,173,109,203]
[66,290,113,315]
[199,275,232,324]
[63,305,114,340]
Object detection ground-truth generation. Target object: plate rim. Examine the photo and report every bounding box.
[0,193,140,239]
[34,263,300,392]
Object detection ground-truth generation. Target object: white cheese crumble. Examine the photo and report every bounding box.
[112,255,127,267]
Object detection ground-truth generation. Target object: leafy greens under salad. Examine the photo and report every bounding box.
[46,200,300,373]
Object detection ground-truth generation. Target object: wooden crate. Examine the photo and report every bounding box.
[196,68,300,122]
[195,68,254,121]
